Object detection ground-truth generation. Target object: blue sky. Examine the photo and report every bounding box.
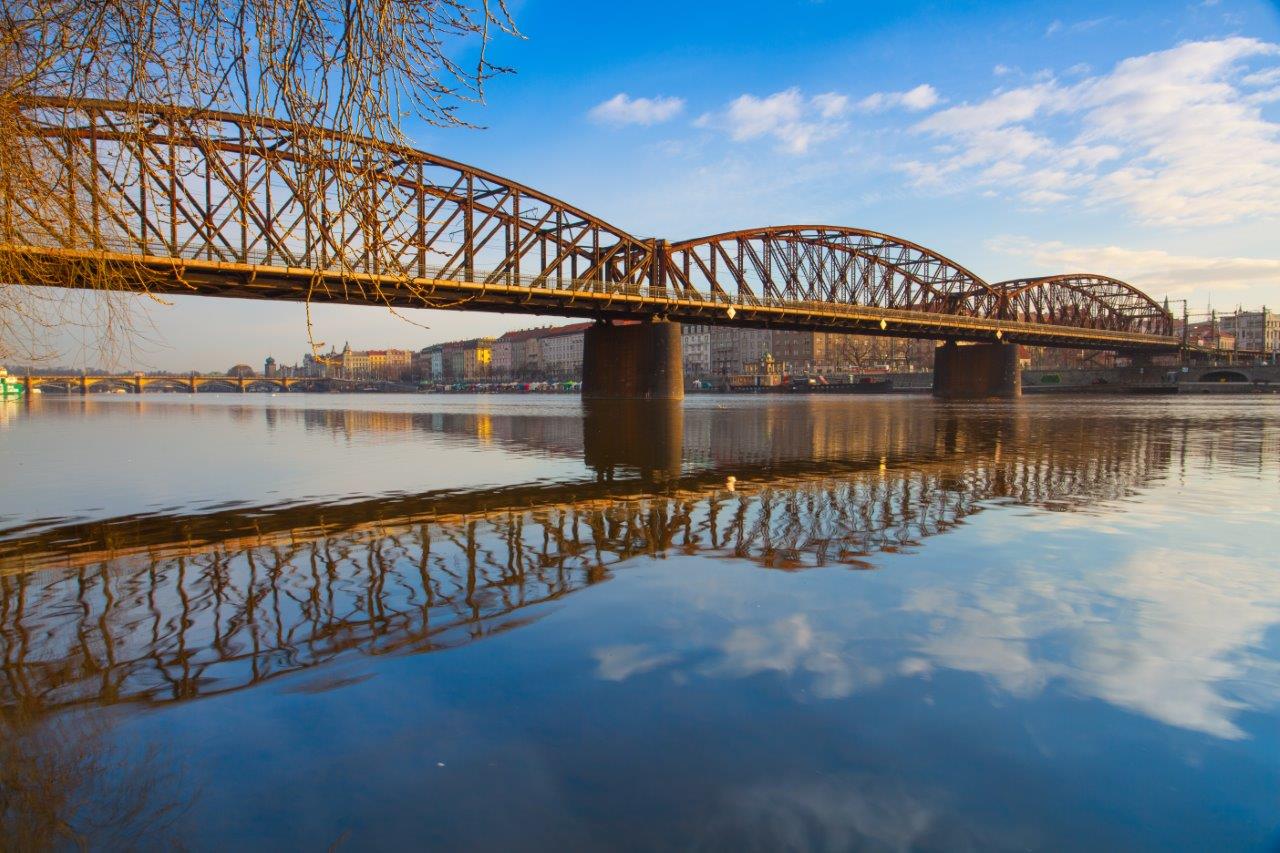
[66,0,1280,370]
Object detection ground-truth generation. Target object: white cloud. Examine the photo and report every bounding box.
[858,83,941,112]
[1243,67,1280,86]
[911,548,1280,740]
[696,84,940,154]
[703,614,885,699]
[904,38,1280,226]
[811,92,850,119]
[697,89,851,154]
[588,93,685,126]
[592,643,678,681]
[1046,17,1111,37]
[987,235,1280,296]
[706,776,950,850]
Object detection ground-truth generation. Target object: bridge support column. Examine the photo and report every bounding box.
[1115,350,1155,368]
[79,376,88,396]
[933,341,1021,399]
[581,319,683,401]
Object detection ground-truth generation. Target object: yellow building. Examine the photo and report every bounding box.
[340,343,414,380]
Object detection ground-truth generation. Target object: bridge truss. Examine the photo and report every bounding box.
[3,98,1176,350]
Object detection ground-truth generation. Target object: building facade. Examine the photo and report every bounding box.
[539,322,592,378]
[437,338,493,381]
[710,327,772,377]
[491,336,514,377]
[494,328,551,379]
[302,348,343,377]
[770,330,826,373]
[1218,310,1280,354]
[681,323,712,378]
[338,345,413,380]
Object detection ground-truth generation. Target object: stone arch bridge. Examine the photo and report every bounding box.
[20,373,367,394]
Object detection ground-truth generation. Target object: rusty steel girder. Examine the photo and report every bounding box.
[663,226,998,312]
[3,97,1177,347]
[8,97,656,296]
[992,275,1175,337]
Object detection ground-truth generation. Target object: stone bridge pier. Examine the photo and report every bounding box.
[933,341,1022,399]
[581,319,684,401]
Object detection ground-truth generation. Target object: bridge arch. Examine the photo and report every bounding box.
[10,97,657,293]
[193,378,241,392]
[1199,370,1249,383]
[27,377,77,393]
[284,378,332,392]
[85,378,136,393]
[664,226,998,313]
[140,377,195,392]
[993,275,1174,336]
[242,378,287,392]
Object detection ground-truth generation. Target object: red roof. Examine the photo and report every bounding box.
[497,328,550,343]
[541,321,593,338]
[498,322,594,342]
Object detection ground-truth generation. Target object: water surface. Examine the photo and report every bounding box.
[1,393,1278,850]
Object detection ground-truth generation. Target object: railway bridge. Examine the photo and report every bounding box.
[3,98,1183,398]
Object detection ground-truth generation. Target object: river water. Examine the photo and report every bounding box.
[1,393,1278,850]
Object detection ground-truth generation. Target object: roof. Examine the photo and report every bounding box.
[495,322,594,342]
[539,321,594,339]
[497,327,552,343]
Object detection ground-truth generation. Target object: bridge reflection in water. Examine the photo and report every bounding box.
[0,402,1186,713]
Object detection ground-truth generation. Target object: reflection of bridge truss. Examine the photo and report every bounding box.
[0,414,1175,712]
[4,98,1176,350]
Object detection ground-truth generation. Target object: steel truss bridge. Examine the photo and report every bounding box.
[4,98,1179,352]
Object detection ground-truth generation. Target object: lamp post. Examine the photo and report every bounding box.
[1167,298,1189,365]
[1263,305,1273,365]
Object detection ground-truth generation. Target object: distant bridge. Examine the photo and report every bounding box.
[20,373,375,393]
[4,98,1183,397]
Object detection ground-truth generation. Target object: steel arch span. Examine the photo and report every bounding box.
[2,98,1178,350]
[993,275,1174,337]
[7,96,657,297]
[663,226,999,313]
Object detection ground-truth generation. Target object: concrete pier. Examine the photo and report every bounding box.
[933,341,1021,399]
[581,319,684,401]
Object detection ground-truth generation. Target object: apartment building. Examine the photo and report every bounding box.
[539,322,592,378]
[1218,310,1280,353]
[681,324,712,377]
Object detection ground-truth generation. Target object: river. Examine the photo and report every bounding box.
[1,393,1278,850]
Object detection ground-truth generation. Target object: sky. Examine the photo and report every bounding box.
[47,0,1280,370]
